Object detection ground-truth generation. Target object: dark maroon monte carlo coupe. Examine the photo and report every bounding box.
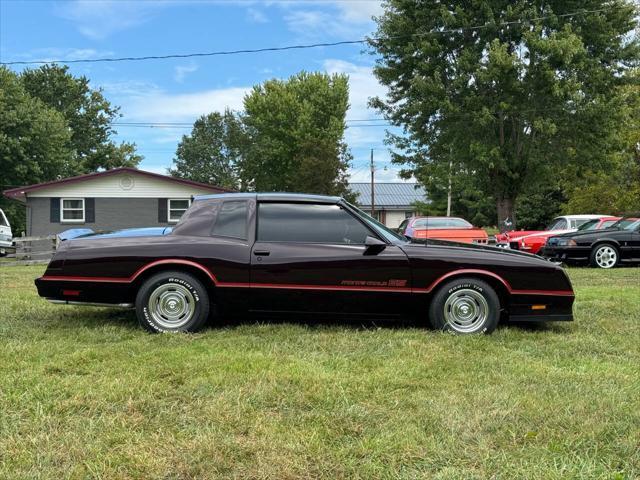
[35,193,575,334]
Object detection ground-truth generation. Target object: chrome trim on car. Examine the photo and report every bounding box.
[47,299,134,308]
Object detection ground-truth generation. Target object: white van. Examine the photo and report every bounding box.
[0,209,12,256]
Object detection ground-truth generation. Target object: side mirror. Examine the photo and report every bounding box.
[364,235,386,255]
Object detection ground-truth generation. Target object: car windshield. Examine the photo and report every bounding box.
[611,218,640,230]
[0,211,8,227]
[412,217,472,229]
[344,202,407,243]
[546,218,567,230]
[577,219,600,231]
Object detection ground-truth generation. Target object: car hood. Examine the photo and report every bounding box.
[549,227,621,240]
[516,229,575,241]
[402,238,551,262]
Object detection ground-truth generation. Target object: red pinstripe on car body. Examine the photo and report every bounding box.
[40,261,572,296]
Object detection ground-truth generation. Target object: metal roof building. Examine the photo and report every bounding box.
[349,182,427,228]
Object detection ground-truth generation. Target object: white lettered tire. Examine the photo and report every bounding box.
[136,271,210,333]
[428,277,500,334]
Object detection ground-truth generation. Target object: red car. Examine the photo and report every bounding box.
[398,217,489,244]
[510,217,621,254]
[495,215,609,245]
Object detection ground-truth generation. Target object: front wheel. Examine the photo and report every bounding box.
[428,278,500,334]
[135,271,210,333]
[590,244,619,269]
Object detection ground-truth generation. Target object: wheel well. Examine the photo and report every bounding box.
[131,264,216,297]
[592,240,619,251]
[433,273,510,309]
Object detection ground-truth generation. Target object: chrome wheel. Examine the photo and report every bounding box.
[595,245,617,269]
[147,283,196,329]
[443,288,489,333]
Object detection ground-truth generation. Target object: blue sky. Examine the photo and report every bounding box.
[1,0,405,183]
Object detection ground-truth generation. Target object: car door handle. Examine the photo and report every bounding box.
[253,250,270,256]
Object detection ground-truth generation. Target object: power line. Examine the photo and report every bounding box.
[0,7,619,66]
[109,104,584,130]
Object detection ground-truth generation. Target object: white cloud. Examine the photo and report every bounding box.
[11,47,114,63]
[120,86,249,122]
[284,10,350,38]
[332,1,383,23]
[55,0,161,39]
[174,63,199,83]
[54,1,383,40]
[281,1,382,39]
[246,7,268,23]
[322,59,388,147]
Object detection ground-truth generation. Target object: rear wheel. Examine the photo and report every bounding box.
[428,277,500,334]
[590,243,619,269]
[135,271,210,333]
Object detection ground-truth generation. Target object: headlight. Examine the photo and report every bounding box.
[556,238,577,247]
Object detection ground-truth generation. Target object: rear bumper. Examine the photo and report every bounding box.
[35,276,135,305]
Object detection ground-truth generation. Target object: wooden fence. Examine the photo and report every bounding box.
[1,235,58,267]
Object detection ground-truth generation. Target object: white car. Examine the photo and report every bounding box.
[0,209,13,256]
[495,214,609,250]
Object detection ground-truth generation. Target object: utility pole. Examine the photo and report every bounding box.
[370,148,375,217]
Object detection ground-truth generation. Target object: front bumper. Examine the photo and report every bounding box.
[540,246,591,263]
[508,291,574,322]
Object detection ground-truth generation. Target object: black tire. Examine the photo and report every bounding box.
[135,271,210,333]
[589,243,619,269]
[428,277,500,334]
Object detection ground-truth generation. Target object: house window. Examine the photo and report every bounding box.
[61,198,85,223]
[168,199,191,223]
[405,211,414,218]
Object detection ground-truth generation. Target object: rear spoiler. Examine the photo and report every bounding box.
[57,228,95,241]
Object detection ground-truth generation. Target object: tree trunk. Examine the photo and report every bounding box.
[497,197,517,232]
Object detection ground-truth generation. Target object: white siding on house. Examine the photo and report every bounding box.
[27,171,214,198]
[385,211,408,229]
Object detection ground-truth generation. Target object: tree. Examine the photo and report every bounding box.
[564,74,640,214]
[169,110,244,189]
[20,64,141,173]
[241,71,352,196]
[411,162,497,226]
[371,1,639,229]
[0,67,72,233]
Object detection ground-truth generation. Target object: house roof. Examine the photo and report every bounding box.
[3,167,233,202]
[349,182,427,209]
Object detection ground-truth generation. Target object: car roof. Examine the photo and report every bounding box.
[557,214,607,220]
[194,192,342,204]
[411,216,467,220]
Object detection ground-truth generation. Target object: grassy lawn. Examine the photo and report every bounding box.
[0,265,639,479]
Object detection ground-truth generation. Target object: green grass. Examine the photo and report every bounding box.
[0,265,639,479]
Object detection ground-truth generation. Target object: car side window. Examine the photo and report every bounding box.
[257,203,372,244]
[572,219,589,229]
[211,201,248,239]
[398,219,409,232]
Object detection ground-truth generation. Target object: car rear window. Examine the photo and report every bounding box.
[211,201,248,239]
